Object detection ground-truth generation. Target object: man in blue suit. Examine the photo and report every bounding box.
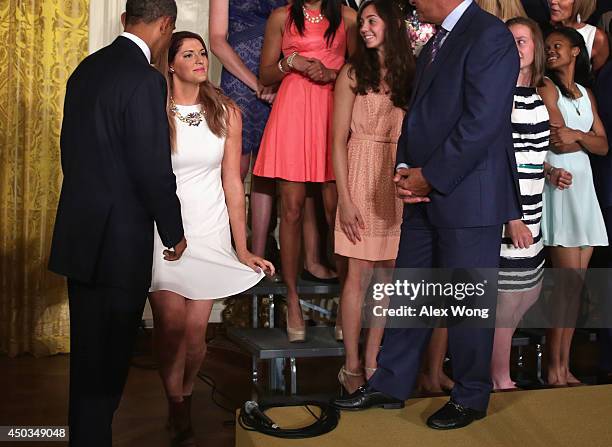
[332,0,521,430]
[592,60,612,381]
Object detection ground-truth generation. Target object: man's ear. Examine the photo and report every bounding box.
[160,16,175,35]
[121,12,126,28]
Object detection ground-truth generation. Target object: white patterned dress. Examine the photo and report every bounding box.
[499,87,549,292]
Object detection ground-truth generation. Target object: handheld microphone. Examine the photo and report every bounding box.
[244,401,279,429]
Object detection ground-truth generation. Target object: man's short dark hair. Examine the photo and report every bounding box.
[125,0,177,25]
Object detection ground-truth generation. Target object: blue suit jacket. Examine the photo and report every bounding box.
[592,60,612,209]
[397,2,521,228]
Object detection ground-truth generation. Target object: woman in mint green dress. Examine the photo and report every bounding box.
[540,27,608,386]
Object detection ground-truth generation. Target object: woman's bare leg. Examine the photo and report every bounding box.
[279,181,307,329]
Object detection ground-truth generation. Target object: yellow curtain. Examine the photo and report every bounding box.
[0,0,88,357]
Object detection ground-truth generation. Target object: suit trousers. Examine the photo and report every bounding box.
[599,206,612,372]
[67,279,148,447]
[369,205,502,411]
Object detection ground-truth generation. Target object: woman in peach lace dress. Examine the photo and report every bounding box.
[332,0,414,394]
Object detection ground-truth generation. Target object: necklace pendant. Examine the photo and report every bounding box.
[185,112,203,126]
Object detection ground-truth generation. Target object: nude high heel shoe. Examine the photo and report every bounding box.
[334,325,343,341]
[338,365,364,394]
[285,309,306,343]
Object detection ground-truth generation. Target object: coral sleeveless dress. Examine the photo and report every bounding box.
[253,8,347,182]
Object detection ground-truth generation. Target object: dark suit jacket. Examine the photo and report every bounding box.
[589,0,612,25]
[592,60,612,209]
[49,36,184,290]
[396,2,521,228]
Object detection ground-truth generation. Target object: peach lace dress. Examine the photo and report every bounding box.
[334,91,405,261]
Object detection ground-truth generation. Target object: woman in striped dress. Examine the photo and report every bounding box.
[491,18,573,391]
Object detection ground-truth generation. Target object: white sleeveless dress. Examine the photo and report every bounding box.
[576,24,597,62]
[150,104,264,299]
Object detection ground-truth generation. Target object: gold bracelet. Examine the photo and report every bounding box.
[286,51,298,69]
[277,58,289,74]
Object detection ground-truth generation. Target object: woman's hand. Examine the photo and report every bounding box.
[304,58,336,83]
[505,219,533,249]
[548,167,573,190]
[338,199,365,244]
[550,124,581,147]
[256,80,277,104]
[237,250,275,276]
[289,54,313,73]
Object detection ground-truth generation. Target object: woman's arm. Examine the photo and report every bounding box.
[332,64,363,243]
[259,8,289,86]
[209,0,258,91]
[221,106,274,273]
[342,5,358,57]
[591,28,610,73]
[539,78,581,153]
[259,7,314,86]
[579,89,609,155]
[547,89,608,155]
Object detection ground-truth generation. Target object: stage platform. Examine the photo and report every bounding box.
[236,385,612,447]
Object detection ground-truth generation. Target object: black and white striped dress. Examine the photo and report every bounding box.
[499,87,550,292]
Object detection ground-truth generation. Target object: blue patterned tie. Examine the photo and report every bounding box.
[428,26,448,65]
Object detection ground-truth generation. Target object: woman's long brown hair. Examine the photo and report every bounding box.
[158,31,236,152]
[506,17,547,88]
[349,0,415,108]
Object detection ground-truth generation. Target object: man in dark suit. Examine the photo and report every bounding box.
[592,60,612,381]
[589,0,612,26]
[333,0,520,430]
[49,1,186,445]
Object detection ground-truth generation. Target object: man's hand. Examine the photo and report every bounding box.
[163,236,187,261]
[393,167,432,204]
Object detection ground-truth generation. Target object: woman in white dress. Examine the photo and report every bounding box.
[150,31,274,446]
[548,0,610,72]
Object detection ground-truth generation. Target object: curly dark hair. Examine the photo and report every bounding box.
[349,0,415,108]
[545,26,593,98]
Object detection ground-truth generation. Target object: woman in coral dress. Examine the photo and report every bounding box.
[254,0,356,341]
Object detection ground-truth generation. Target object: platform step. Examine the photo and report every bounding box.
[227,326,344,360]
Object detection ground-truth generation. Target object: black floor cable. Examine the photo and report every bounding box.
[196,372,238,414]
[238,400,340,439]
